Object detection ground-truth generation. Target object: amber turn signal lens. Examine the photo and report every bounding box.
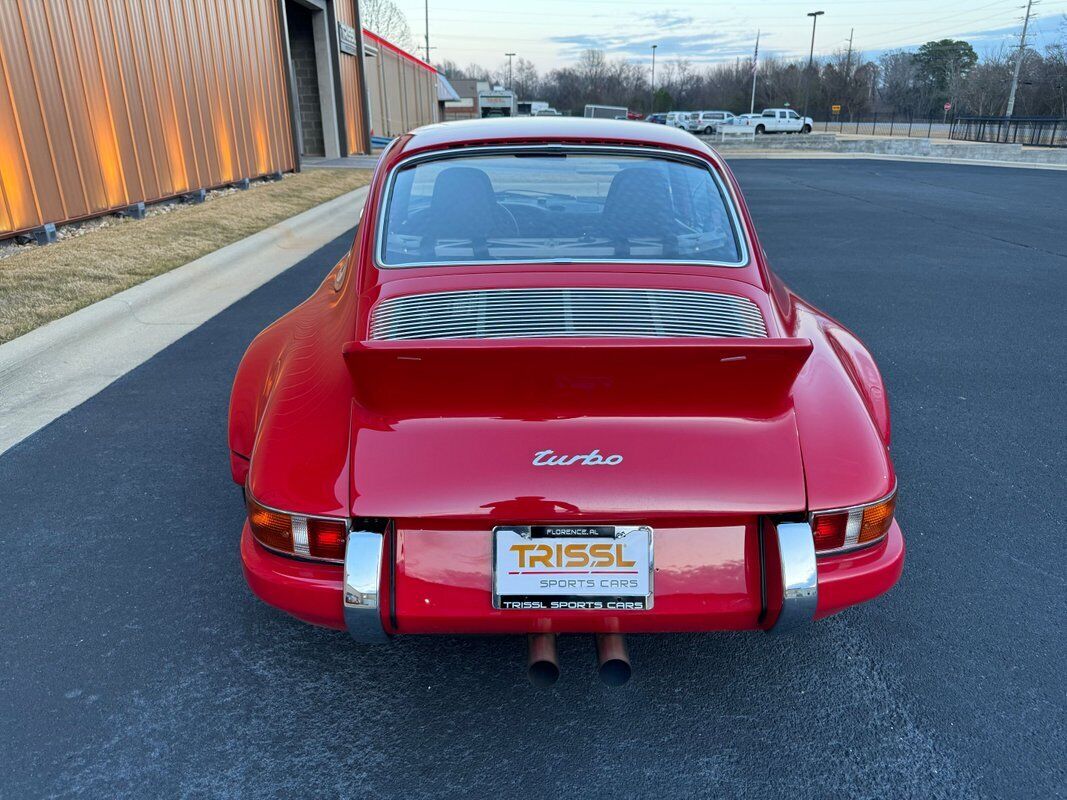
[859,493,896,544]
[308,518,347,561]
[247,496,293,554]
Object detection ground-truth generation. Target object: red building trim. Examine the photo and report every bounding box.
[361,29,436,74]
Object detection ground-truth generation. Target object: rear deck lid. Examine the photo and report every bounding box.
[346,338,810,519]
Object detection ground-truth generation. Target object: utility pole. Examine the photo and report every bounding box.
[1005,0,1035,116]
[424,0,430,63]
[749,30,760,114]
[802,10,825,120]
[650,44,658,113]
[505,52,516,91]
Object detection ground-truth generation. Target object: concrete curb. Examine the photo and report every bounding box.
[706,132,1067,171]
[719,150,1067,171]
[0,185,369,456]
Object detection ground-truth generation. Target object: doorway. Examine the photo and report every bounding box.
[284,0,340,159]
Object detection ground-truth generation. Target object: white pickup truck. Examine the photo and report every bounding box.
[734,108,813,134]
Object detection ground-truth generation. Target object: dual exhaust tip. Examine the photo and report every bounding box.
[527,633,631,687]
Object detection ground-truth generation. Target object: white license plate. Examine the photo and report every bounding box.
[493,525,653,611]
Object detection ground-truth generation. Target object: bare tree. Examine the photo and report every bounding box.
[959,47,1014,115]
[512,58,540,101]
[360,0,415,51]
[443,34,1066,119]
[1044,37,1066,116]
[879,50,920,114]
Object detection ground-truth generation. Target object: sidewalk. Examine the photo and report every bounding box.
[0,186,369,455]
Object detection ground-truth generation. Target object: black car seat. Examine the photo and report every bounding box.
[422,167,498,259]
[601,167,677,257]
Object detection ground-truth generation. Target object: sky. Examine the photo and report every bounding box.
[392,0,1067,73]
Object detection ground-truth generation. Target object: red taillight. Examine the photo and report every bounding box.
[811,511,848,551]
[308,517,347,561]
[246,495,347,563]
[810,489,897,555]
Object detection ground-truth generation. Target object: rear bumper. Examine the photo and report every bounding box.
[241,523,347,630]
[240,519,904,636]
[815,519,906,619]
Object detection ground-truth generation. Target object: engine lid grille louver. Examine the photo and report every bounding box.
[369,288,768,340]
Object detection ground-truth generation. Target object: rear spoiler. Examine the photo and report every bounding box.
[343,338,812,417]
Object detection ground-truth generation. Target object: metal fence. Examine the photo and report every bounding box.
[818,114,956,139]
[950,116,1066,148]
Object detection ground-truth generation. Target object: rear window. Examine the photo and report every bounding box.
[379,152,745,267]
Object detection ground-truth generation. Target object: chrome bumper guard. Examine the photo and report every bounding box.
[768,521,818,634]
[343,531,390,643]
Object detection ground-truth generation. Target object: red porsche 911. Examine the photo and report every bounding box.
[229,117,903,686]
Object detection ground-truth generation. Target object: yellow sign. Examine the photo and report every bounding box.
[831,104,842,113]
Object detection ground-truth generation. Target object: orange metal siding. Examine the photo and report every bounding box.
[335,0,368,155]
[0,0,295,239]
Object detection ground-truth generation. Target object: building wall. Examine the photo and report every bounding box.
[443,98,477,120]
[334,0,369,155]
[443,78,480,120]
[0,1,442,238]
[362,29,439,139]
[0,0,295,239]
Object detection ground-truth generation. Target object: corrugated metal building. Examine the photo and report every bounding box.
[361,29,439,139]
[0,0,440,240]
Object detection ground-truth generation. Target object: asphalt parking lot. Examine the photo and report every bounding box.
[1,159,1064,799]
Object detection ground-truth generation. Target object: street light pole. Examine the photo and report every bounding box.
[749,29,759,114]
[424,0,430,63]
[801,10,824,120]
[650,44,658,113]
[505,52,516,91]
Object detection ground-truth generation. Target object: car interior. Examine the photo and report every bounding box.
[381,155,742,266]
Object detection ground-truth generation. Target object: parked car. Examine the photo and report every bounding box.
[688,110,736,134]
[229,117,904,687]
[646,113,667,124]
[735,108,813,134]
[534,108,562,116]
[585,104,628,119]
[665,111,691,129]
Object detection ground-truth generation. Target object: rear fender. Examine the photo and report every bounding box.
[824,325,891,445]
[228,255,353,485]
[228,326,290,482]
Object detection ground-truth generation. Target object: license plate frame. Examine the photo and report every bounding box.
[492,525,654,611]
